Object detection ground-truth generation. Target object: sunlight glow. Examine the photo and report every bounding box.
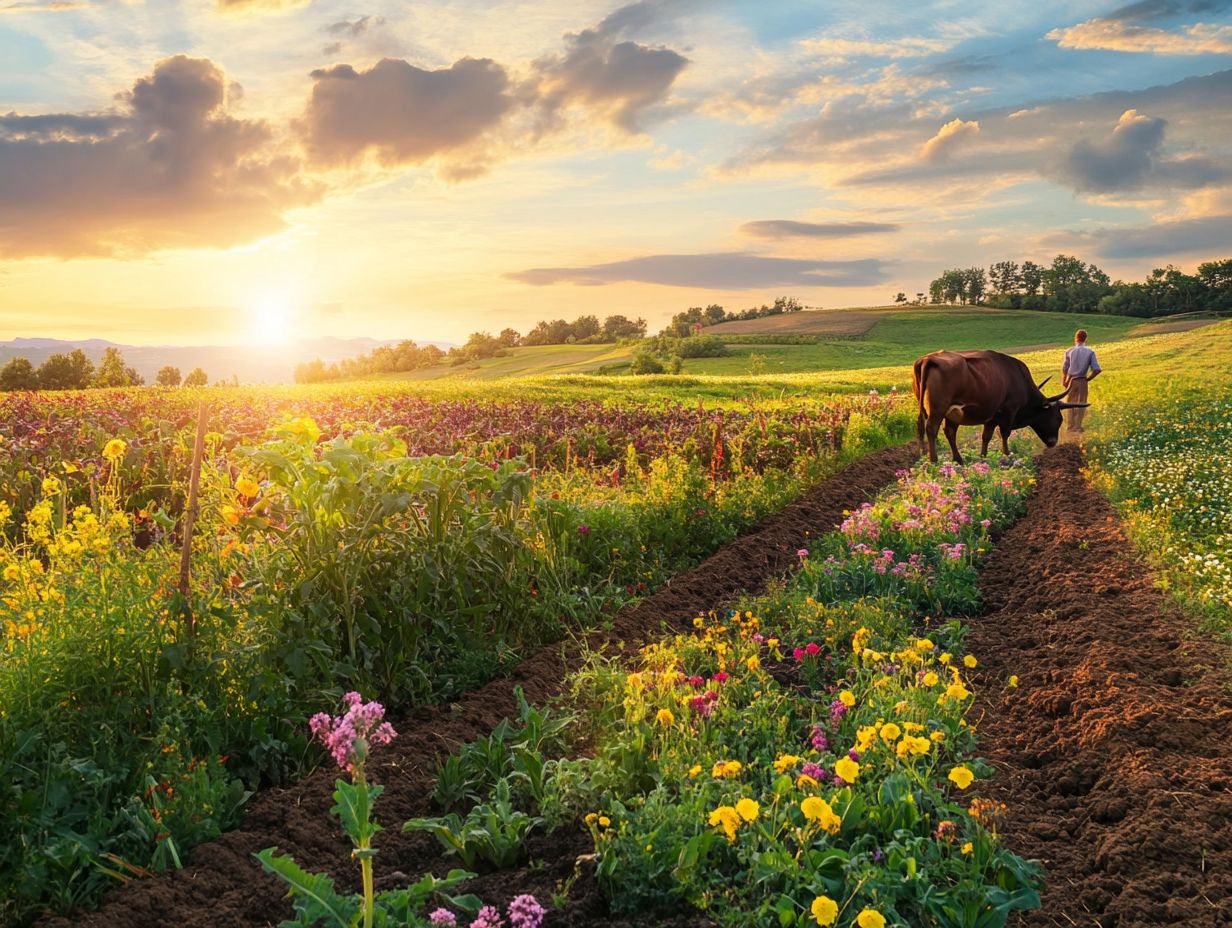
[250,293,296,347]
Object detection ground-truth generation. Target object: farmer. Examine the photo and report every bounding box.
[1061,329,1101,433]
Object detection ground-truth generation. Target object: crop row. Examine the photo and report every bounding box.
[0,396,912,923]
[288,453,1041,927]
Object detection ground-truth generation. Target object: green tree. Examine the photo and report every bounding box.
[37,349,94,390]
[1020,260,1043,296]
[94,347,143,387]
[893,292,908,304]
[0,357,39,391]
[183,367,209,387]
[497,328,521,347]
[988,261,1021,295]
[155,365,182,387]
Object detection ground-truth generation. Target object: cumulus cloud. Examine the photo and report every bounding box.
[920,118,980,162]
[740,219,900,239]
[1048,19,1232,54]
[1060,109,1166,191]
[532,1,689,132]
[507,253,888,288]
[0,55,317,258]
[302,57,515,168]
[1057,108,1227,192]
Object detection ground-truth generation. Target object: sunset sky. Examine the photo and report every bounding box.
[1,0,1230,345]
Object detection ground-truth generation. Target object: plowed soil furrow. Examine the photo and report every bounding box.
[969,444,1232,928]
[45,442,920,928]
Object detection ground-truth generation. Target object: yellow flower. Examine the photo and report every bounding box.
[948,765,975,789]
[834,756,859,784]
[767,638,779,648]
[930,730,946,743]
[688,764,702,778]
[800,796,841,834]
[961,841,974,855]
[708,805,741,842]
[856,909,886,928]
[41,476,61,497]
[3,564,19,582]
[856,725,878,751]
[585,813,597,825]
[915,638,935,651]
[655,708,675,727]
[103,438,127,461]
[712,760,743,779]
[235,476,260,499]
[922,671,939,686]
[946,681,971,701]
[1008,675,1019,688]
[939,652,952,665]
[963,654,978,668]
[879,722,902,743]
[746,655,761,672]
[598,815,611,827]
[810,895,839,926]
[839,690,856,708]
[796,773,819,789]
[735,798,759,822]
[774,753,800,774]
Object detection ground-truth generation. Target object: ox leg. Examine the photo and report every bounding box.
[925,411,944,463]
[999,423,1012,455]
[944,419,964,465]
[980,423,995,458]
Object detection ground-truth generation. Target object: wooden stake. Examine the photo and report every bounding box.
[178,402,208,639]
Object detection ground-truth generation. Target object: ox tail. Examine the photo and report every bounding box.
[912,356,933,444]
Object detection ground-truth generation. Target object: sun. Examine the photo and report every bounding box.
[250,294,296,346]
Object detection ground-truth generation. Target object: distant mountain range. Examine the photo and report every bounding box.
[0,336,455,385]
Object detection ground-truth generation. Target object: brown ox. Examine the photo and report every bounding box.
[912,349,1088,463]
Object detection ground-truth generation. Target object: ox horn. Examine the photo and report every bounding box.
[1036,376,1053,391]
[1057,402,1090,410]
[1046,387,1071,404]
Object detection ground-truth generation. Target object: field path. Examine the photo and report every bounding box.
[45,442,921,928]
[969,444,1232,928]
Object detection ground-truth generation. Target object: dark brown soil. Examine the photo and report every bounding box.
[46,443,920,928]
[969,444,1232,928]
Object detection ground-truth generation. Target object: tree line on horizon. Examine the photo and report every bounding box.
[0,347,211,393]
[927,255,1232,316]
[294,314,649,383]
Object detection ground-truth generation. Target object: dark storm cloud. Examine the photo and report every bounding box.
[0,55,317,258]
[302,57,515,167]
[507,253,888,288]
[740,220,900,239]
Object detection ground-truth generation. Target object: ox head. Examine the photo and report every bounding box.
[1021,379,1089,447]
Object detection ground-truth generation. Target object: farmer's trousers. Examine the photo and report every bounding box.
[1066,377,1089,431]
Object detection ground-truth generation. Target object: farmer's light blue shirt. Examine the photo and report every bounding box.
[1063,344,1100,379]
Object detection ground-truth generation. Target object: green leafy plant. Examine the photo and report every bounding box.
[256,693,479,928]
[405,779,540,870]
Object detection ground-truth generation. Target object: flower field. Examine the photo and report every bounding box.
[398,455,1042,927]
[1086,392,1232,635]
[0,382,911,923]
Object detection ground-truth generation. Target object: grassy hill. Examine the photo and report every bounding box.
[687,305,1178,376]
[368,305,1211,384]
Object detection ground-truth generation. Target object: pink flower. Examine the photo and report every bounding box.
[471,906,504,928]
[577,524,590,535]
[792,647,806,661]
[796,548,809,558]
[713,671,729,684]
[309,692,396,776]
[805,642,821,656]
[430,910,458,926]
[508,895,546,928]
